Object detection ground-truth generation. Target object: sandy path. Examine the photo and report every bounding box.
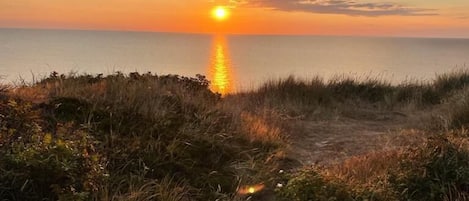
[247,108,430,200]
[286,110,416,166]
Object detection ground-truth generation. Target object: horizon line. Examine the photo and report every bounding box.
[1,26,468,40]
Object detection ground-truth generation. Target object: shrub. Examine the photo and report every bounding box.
[0,98,104,201]
[275,168,353,201]
[8,72,286,200]
[389,135,469,201]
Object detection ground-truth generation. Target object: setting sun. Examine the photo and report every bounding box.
[3,0,469,200]
[212,6,229,21]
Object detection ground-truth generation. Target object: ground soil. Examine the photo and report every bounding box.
[248,107,431,201]
[286,107,430,166]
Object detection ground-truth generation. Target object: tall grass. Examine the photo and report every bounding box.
[0,83,8,100]
[434,69,469,93]
[3,70,469,200]
[1,72,287,200]
[271,70,469,201]
[227,70,469,119]
[439,86,469,130]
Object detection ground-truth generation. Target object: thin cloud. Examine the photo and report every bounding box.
[240,0,437,17]
[209,0,243,8]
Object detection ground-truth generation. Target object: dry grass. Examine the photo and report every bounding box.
[1,72,288,201]
[327,150,405,186]
[229,70,469,120]
[4,70,469,200]
[102,177,194,201]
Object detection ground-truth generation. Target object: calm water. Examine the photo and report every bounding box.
[1,28,469,93]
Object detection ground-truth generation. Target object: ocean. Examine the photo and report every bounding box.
[1,28,469,93]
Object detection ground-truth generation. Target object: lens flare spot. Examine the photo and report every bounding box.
[238,184,265,195]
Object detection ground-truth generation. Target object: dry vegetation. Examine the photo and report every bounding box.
[1,72,285,201]
[2,70,469,200]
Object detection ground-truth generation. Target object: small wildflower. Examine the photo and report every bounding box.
[91,155,99,162]
[43,133,52,145]
[56,139,64,147]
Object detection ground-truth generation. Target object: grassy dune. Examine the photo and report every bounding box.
[2,71,469,200]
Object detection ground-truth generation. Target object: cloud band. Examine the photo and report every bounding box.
[238,0,437,16]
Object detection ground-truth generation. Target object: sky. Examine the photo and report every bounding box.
[1,0,469,38]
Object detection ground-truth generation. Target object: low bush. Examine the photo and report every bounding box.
[1,72,286,200]
[275,168,353,201]
[389,135,469,201]
[0,98,104,201]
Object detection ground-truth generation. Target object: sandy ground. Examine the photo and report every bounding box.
[286,108,428,166]
[246,108,432,201]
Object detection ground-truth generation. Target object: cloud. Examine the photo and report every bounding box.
[239,0,437,17]
[209,0,243,8]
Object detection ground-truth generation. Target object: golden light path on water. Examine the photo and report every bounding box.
[208,35,234,95]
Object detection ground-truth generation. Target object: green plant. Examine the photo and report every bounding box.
[389,136,469,201]
[0,98,104,201]
[5,72,286,200]
[276,168,353,201]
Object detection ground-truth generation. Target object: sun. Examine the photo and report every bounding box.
[212,6,229,21]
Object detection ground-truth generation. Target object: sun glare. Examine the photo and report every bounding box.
[212,6,229,21]
[237,184,265,195]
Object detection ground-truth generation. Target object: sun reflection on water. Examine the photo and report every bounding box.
[208,35,234,95]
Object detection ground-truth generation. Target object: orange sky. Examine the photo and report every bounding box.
[1,0,469,38]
